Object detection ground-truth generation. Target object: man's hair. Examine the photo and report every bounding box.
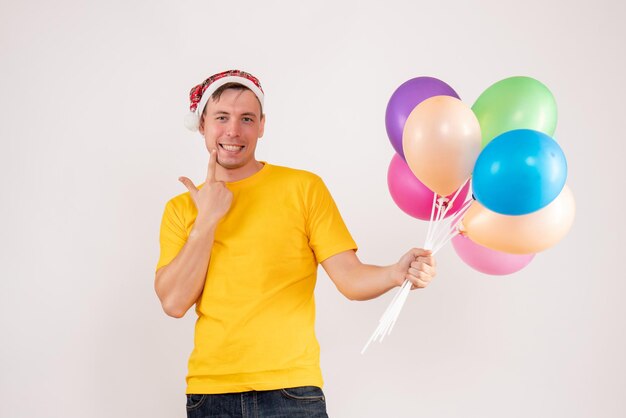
[200,82,264,126]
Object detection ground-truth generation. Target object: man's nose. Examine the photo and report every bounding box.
[226,120,240,136]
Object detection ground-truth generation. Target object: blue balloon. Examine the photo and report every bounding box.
[472,129,567,215]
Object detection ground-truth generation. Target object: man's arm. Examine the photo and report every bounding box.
[154,150,232,318]
[320,249,436,301]
[155,222,218,318]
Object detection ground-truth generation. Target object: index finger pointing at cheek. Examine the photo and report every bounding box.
[206,149,217,183]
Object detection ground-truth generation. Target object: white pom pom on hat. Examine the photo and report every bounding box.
[185,69,264,132]
[184,112,200,131]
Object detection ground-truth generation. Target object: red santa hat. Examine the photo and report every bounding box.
[184,69,264,131]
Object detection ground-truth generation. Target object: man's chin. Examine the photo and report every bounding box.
[216,157,245,170]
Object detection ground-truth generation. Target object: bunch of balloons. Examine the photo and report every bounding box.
[362,76,575,353]
[458,77,574,274]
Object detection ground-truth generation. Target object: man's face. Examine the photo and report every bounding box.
[199,88,265,171]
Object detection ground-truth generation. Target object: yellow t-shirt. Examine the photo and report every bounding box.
[156,163,357,394]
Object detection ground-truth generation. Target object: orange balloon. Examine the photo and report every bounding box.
[461,185,576,254]
[402,96,482,196]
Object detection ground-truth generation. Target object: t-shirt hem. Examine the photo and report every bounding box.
[186,376,324,394]
[316,242,358,264]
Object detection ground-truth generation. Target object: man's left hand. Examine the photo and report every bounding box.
[393,248,437,290]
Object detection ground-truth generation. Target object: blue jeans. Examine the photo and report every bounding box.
[186,386,329,418]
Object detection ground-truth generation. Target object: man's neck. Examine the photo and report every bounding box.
[216,160,264,183]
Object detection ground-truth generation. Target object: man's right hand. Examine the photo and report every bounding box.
[178,149,233,228]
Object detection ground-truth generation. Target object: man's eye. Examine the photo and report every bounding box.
[243,117,253,122]
[216,116,227,121]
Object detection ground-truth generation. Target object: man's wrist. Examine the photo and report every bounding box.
[386,264,404,288]
[191,218,218,237]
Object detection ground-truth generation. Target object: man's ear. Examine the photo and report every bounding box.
[258,114,266,139]
[198,115,205,135]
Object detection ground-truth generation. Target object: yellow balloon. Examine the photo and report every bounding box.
[402,96,482,196]
[461,185,576,254]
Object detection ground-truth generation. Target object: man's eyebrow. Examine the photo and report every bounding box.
[211,111,257,117]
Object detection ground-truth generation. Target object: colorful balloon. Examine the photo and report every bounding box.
[473,129,567,215]
[452,234,535,275]
[472,76,557,148]
[385,77,459,159]
[461,185,576,254]
[387,153,470,220]
[402,96,482,196]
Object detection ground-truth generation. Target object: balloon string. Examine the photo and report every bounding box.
[424,192,438,249]
[438,177,470,221]
[447,197,473,233]
[364,280,410,348]
[433,202,472,253]
[429,199,446,248]
[452,197,473,223]
[429,200,443,247]
[385,282,412,336]
[379,278,406,322]
[432,202,473,253]
[381,281,411,338]
[442,177,470,223]
[426,196,447,248]
[447,177,470,211]
[430,197,473,250]
[433,229,461,255]
[434,205,471,251]
[362,178,473,354]
[427,177,471,247]
[361,280,411,354]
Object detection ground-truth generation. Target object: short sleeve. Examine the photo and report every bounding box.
[156,199,188,271]
[306,176,358,263]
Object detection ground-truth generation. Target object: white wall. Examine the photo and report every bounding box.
[1,0,624,417]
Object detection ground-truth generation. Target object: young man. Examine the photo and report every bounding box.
[155,70,437,417]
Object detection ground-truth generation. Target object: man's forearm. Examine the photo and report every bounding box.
[322,249,430,302]
[337,263,399,301]
[155,221,217,318]
[322,251,400,301]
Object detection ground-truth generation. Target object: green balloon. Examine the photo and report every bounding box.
[472,76,558,148]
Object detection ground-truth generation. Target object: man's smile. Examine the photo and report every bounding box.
[219,144,245,152]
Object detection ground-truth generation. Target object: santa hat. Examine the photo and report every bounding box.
[184,70,264,131]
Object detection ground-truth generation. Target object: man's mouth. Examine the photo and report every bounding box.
[219,144,245,152]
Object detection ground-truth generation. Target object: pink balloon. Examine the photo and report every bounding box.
[451,234,535,276]
[387,153,470,221]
